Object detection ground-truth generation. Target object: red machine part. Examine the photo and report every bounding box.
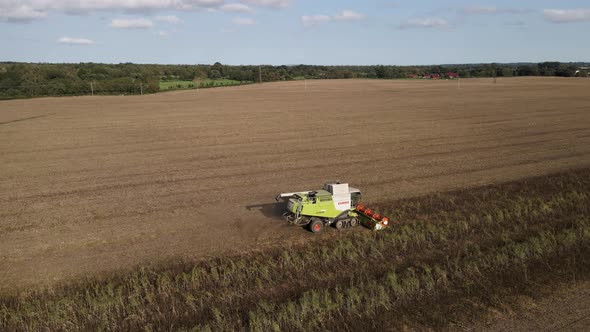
[355,204,391,227]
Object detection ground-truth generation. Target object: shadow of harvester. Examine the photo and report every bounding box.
[246,202,288,220]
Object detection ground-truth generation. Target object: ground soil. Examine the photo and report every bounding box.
[1,77,589,291]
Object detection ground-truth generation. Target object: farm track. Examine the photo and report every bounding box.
[1,77,590,290]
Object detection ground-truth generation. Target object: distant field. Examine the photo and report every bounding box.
[0,77,590,291]
[159,78,249,90]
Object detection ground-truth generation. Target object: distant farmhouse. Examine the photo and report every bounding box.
[576,66,589,76]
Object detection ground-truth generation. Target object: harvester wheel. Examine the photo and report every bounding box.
[349,218,359,227]
[334,220,344,230]
[309,218,324,233]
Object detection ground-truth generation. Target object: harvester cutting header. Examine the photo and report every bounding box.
[275,182,390,233]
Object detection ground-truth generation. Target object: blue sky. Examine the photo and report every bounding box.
[1,0,589,65]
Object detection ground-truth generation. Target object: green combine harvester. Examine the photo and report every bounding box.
[276,182,390,233]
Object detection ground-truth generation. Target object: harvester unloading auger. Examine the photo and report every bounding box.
[275,182,390,233]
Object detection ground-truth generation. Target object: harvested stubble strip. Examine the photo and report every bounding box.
[0,168,589,331]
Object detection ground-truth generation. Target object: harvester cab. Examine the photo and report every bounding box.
[275,182,390,233]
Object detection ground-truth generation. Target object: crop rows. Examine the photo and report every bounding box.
[1,168,589,331]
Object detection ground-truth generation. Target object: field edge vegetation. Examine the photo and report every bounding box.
[159,78,252,91]
[1,168,589,331]
[1,61,588,99]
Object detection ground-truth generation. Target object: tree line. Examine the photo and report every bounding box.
[0,61,587,99]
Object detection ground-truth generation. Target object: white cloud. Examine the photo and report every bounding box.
[399,18,449,29]
[231,17,256,25]
[110,18,153,29]
[544,9,590,23]
[0,5,47,22]
[57,36,95,45]
[242,0,291,9]
[302,15,331,27]
[221,3,253,13]
[155,15,181,24]
[463,6,497,14]
[334,10,366,21]
[302,10,366,27]
[196,0,225,7]
[463,6,530,15]
[0,0,226,22]
[158,31,168,36]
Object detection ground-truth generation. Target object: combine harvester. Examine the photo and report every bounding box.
[276,182,390,233]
